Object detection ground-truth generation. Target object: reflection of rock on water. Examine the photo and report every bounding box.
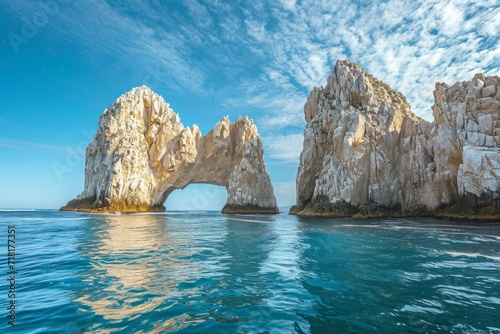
[74,213,284,331]
[76,214,199,323]
[207,218,277,310]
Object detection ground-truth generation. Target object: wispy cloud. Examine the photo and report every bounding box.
[3,0,498,161]
[263,133,304,162]
[0,138,69,153]
[245,0,500,121]
[3,0,208,94]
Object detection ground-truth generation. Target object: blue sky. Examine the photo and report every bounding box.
[0,0,499,210]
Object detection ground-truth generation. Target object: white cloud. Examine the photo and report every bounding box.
[3,0,498,160]
[245,19,267,42]
[184,0,214,29]
[262,133,304,162]
[3,0,208,94]
[235,0,499,121]
[0,138,80,155]
[441,3,464,37]
[279,0,296,10]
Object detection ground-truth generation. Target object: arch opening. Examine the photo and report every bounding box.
[164,184,228,211]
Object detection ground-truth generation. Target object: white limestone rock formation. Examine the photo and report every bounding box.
[291,60,500,219]
[61,86,278,213]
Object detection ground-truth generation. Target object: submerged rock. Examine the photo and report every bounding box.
[61,86,278,214]
[291,60,500,219]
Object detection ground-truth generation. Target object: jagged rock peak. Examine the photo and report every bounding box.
[291,60,500,219]
[61,86,278,213]
[305,60,417,123]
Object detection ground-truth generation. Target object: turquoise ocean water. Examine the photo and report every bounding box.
[0,210,499,333]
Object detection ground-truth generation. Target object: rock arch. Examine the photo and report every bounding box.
[164,183,227,211]
[61,86,278,214]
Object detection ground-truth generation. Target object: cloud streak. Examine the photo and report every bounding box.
[248,0,500,121]
[0,138,71,153]
[3,0,498,161]
[262,133,304,163]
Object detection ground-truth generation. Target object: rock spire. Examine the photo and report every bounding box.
[62,86,278,213]
[291,60,500,219]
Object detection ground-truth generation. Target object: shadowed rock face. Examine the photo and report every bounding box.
[291,60,500,219]
[61,86,278,214]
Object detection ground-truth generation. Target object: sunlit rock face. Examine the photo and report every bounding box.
[61,86,278,214]
[291,60,500,219]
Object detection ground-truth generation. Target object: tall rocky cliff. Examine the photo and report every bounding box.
[291,60,500,218]
[62,86,278,213]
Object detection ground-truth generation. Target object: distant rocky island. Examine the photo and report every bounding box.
[61,86,278,214]
[61,61,499,218]
[290,60,500,219]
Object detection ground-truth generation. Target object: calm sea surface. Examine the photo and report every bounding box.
[0,210,499,333]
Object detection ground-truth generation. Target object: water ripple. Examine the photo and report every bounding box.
[0,211,498,333]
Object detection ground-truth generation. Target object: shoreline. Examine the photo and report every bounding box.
[289,206,500,222]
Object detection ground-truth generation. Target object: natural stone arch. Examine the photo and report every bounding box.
[61,86,278,214]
